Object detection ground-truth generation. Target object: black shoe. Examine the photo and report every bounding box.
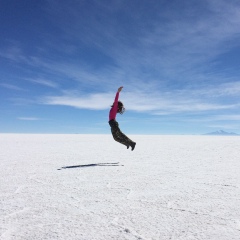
[130,142,136,151]
[127,145,129,149]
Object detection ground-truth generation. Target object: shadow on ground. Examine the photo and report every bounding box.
[58,162,123,170]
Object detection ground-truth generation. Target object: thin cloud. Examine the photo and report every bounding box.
[42,91,113,110]
[18,117,41,121]
[181,114,240,125]
[207,124,240,130]
[212,115,240,121]
[130,1,240,80]
[26,78,58,88]
[0,46,27,62]
[41,84,240,115]
[0,83,25,91]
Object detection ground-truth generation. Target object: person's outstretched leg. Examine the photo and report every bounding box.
[109,120,136,150]
[112,127,136,149]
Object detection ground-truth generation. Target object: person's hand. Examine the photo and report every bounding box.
[118,86,123,92]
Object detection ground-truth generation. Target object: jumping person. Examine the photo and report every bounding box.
[109,86,136,151]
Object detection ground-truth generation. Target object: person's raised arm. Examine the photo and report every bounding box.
[118,86,123,93]
[113,86,123,103]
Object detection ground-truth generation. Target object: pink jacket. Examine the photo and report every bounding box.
[109,91,119,121]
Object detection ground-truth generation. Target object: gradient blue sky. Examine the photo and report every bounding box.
[1,0,240,134]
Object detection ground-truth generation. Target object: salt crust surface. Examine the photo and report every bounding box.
[1,134,240,240]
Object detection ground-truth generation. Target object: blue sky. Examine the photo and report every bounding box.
[1,0,240,134]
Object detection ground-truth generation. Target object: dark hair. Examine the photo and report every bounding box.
[111,101,125,114]
[118,101,125,114]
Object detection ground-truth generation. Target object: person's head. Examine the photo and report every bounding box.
[111,101,125,114]
[117,101,125,114]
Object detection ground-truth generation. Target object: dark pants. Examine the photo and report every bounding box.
[109,119,134,147]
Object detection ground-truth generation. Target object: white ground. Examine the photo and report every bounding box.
[0,134,240,240]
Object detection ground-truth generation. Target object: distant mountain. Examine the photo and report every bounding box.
[204,130,239,136]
